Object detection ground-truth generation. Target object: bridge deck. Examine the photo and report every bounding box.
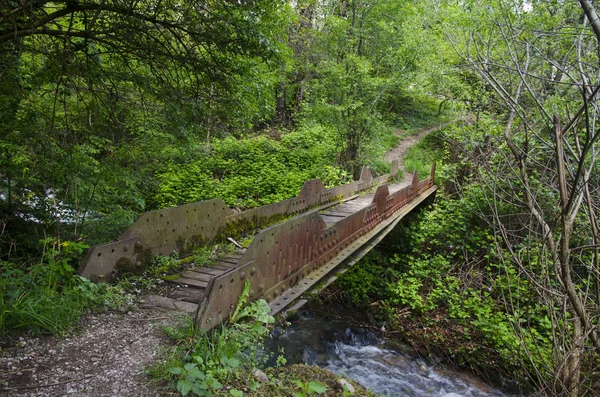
[319,181,410,226]
[143,180,412,314]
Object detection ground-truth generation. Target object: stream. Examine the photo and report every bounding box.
[264,310,522,397]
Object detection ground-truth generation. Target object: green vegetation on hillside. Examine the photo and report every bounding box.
[2,1,600,396]
[1,0,452,338]
[331,1,600,394]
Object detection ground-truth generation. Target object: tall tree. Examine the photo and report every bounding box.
[0,0,291,256]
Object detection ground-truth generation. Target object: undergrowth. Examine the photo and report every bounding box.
[148,281,275,396]
[402,127,445,179]
[0,238,133,336]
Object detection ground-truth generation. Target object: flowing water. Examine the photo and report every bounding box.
[264,311,522,397]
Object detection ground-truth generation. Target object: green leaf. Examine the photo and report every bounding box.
[184,363,205,380]
[307,381,328,394]
[193,355,204,366]
[208,377,223,389]
[168,367,183,375]
[249,381,261,391]
[227,357,240,368]
[230,390,244,397]
[177,379,193,396]
[231,281,251,322]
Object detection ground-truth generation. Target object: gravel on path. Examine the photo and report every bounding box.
[0,307,179,396]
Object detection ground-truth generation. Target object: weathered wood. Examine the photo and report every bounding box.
[181,270,213,282]
[173,277,209,289]
[142,295,199,313]
[189,267,226,276]
[170,289,206,303]
[320,211,351,217]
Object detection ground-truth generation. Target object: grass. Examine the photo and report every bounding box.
[0,238,137,337]
[388,93,455,135]
[402,128,446,179]
[146,282,275,395]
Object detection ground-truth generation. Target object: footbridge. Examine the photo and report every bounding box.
[78,161,437,330]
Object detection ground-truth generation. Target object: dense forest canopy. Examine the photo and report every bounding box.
[1,0,439,255]
[2,1,600,395]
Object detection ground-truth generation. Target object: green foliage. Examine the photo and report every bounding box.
[0,0,294,257]
[386,94,454,134]
[0,239,132,335]
[154,130,352,209]
[403,130,446,179]
[160,281,275,396]
[334,253,393,307]
[291,379,328,397]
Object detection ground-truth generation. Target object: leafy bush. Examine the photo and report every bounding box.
[161,281,274,396]
[0,239,132,335]
[154,129,352,209]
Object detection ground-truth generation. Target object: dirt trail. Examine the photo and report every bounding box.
[0,308,178,396]
[385,122,453,181]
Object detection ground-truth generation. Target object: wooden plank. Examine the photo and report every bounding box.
[333,203,368,211]
[320,211,350,217]
[190,267,224,276]
[170,287,205,299]
[171,289,205,303]
[339,201,369,207]
[325,208,356,214]
[173,277,209,289]
[142,295,198,313]
[321,215,342,226]
[181,270,213,282]
[212,260,235,269]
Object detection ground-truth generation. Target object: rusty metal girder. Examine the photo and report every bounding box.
[79,237,140,282]
[196,211,326,330]
[387,185,409,216]
[195,168,438,330]
[79,199,233,282]
[270,184,438,318]
[78,160,393,283]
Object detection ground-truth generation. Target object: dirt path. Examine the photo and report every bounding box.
[385,122,453,181]
[0,308,179,396]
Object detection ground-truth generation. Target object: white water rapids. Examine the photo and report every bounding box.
[264,311,523,397]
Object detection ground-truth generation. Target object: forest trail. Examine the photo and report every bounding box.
[0,123,443,397]
[385,122,453,180]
